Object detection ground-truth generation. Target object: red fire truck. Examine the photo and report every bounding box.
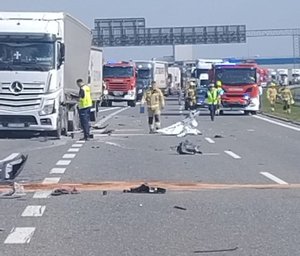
[103,61,137,107]
[214,63,261,115]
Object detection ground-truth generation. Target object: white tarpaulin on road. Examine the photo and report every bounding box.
[157,111,202,137]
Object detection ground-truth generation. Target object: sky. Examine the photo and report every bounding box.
[1,0,300,61]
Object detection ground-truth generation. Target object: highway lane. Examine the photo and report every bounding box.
[1,98,300,255]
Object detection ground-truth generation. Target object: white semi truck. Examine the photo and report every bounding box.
[0,12,93,137]
[88,46,103,121]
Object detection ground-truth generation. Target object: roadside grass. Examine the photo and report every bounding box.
[261,89,300,122]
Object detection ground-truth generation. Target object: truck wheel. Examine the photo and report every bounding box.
[128,100,136,107]
[108,100,112,107]
[49,119,62,139]
[244,110,250,115]
[251,111,257,115]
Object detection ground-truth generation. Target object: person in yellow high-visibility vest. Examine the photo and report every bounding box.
[206,84,219,121]
[77,78,92,140]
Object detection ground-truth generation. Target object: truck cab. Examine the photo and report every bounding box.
[103,61,137,107]
[214,63,260,114]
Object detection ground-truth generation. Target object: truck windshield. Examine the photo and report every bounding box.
[137,69,151,79]
[215,68,256,85]
[192,69,209,79]
[103,66,134,78]
[0,42,55,71]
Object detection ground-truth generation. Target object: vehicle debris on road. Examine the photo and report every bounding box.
[123,184,166,194]
[0,153,28,181]
[214,135,224,138]
[157,110,202,137]
[51,187,79,196]
[176,140,202,155]
[174,206,187,211]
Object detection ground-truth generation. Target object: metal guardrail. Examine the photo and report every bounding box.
[290,85,300,106]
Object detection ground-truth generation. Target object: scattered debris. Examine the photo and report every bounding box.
[214,135,224,139]
[0,182,25,199]
[174,206,187,211]
[102,191,107,196]
[51,187,79,196]
[0,153,28,181]
[176,140,202,155]
[123,184,166,194]
[118,123,126,126]
[139,203,143,207]
[193,246,238,254]
[93,124,109,130]
[157,110,202,137]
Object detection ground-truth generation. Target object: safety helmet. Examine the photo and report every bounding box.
[270,82,276,87]
[216,80,222,87]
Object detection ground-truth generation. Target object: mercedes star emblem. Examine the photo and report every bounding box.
[10,81,23,94]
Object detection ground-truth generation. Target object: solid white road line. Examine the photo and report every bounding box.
[4,227,36,244]
[56,160,71,166]
[71,144,83,148]
[95,107,130,126]
[62,154,76,159]
[42,177,60,184]
[260,172,289,185]
[68,148,80,152]
[33,191,52,199]
[205,137,215,144]
[21,205,46,217]
[224,150,241,159]
[50,168,66,174]
[94,133,150,137]
[253,115,300,132]
[98,107,120,113]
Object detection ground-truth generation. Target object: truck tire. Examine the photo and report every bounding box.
[219,110,224,115]
[251,111,257,115]
[128,100,136,107]
[49,118,62,139]
[244,110,250,115]
[107,100,112,107]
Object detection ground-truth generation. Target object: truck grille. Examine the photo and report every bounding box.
[0,115,37,125]
[0,82,44,111]
[108,83,129,91]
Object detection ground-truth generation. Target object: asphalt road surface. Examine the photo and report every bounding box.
[1,98,300,256]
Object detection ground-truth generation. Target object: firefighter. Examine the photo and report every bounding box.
[266,82,277,112]
[206,84,218,121]
[215,80,224,115]
[185,81,197,110]
[280,84,294,114]
[77,78,92,140]
[141,81,165,133]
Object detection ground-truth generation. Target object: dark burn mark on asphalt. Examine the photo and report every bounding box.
[193,246,238,253]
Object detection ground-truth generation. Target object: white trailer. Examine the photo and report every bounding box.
[88,46,103,121]
[0,12,92,137]
[168,66,181,94]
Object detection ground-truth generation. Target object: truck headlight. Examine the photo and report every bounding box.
[39,99,55,116]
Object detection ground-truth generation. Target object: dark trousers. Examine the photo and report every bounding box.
[79,107,90,139]
[208,104,217,121]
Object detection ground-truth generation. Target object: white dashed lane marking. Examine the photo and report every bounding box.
[71,144,83,148]
[62,154,76,159]
[68,148,80,152]
[50,168,66,174]
[33,191,52,199]
[76,140,86,144]
[224,150,241,159]
[205,137,215,144]
[260,172,289,185]
[21,206,46,217]
[56,160,71,166]
[42,177,60,184]
[4,227,36,244]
